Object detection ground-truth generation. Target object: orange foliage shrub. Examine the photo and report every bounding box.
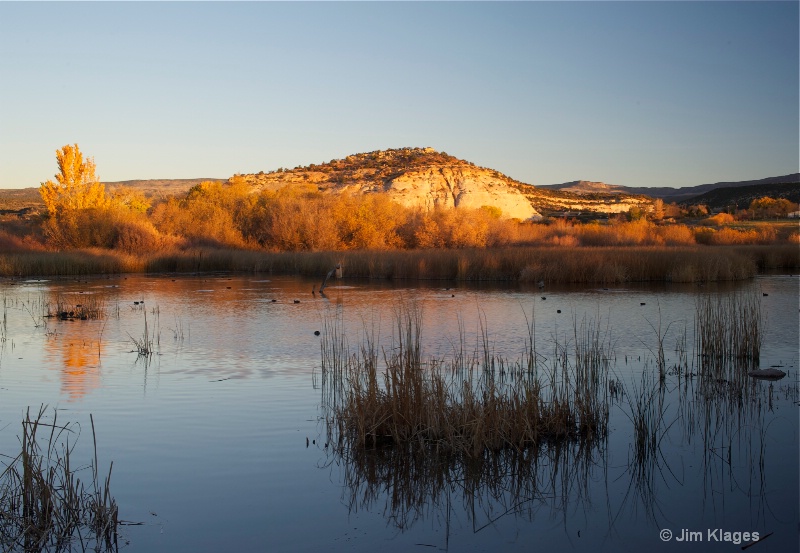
[698,227,760,245]
[151,183,249,248]
[705,213,735,226]
[656,224,695,246]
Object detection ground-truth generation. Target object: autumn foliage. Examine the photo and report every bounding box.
[30,145,797,255]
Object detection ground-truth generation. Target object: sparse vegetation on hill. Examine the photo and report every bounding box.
[230,147,541,220]
[231,147,467,190]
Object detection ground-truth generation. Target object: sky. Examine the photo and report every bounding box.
[0,1,797,189]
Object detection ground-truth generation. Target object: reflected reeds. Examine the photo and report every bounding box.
[318,297,796,543]
[319,303,611,534]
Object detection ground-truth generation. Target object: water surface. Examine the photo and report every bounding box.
[0,274,797,552]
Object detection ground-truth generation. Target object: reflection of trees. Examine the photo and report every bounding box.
[38,291,107,401]
[44,327,103,401]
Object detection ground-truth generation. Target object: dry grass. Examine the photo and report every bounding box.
[128,311,158,357]
[0,244,796,283]
[45,294,106,321]
[321,305,608,531]
[0,406,118,552]
[0,250,145,277]
[321,305,610,459]
[695,291,763,387]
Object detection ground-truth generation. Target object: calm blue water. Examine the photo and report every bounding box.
[0,274,797,552]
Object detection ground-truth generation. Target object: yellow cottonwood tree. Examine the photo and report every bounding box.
[40,144,108,216]
[39,144,114,248]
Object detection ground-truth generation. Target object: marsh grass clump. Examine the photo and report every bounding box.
[695,291,763,386]
[46,294,106,321]
[128,311,158,357]
[322,305,610,459]
[0,406,118,552]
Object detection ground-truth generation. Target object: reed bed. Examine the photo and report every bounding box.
[0,250,144,278]
[694,291,763,387]
[0,406,118,552]
[321,305,610,459]
[2,244,796,282]
[45,294,106,321]
[318,303,794,535]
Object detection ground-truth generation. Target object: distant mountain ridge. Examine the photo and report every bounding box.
[102,178,224,197]
[542,174,800,203]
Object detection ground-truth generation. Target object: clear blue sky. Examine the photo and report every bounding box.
[1,1,797,189]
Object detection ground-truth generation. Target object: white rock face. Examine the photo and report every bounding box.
[234,148,543,220]
[385,166,539,220]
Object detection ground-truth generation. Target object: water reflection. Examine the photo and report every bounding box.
[42,321,105,402]
[320,301,798,549]
[0,274,795,552]
[331,441,603,538]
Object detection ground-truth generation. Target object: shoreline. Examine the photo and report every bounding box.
[0,244,796,283]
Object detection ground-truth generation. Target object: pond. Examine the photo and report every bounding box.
[0,273,797,552]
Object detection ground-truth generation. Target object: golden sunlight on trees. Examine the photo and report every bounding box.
[38,144,170,251]
[748,197,795,219]
[26,147,795,255]
[151,181,249,248]
[40,144,108,217]
[39,144,111,248]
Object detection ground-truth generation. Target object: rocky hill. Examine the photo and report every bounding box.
[517,186,652,216]
[230,147,542,220]
[541,180,629,194]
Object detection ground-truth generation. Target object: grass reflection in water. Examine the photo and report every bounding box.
[317,297,795,545]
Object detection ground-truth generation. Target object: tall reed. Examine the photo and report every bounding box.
[695,291,763,386]
[321,304,610,459]
[0,406,118,552]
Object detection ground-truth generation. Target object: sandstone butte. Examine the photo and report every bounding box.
[229,147,543,220]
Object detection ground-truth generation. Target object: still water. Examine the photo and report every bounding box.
[0,274,797,552]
